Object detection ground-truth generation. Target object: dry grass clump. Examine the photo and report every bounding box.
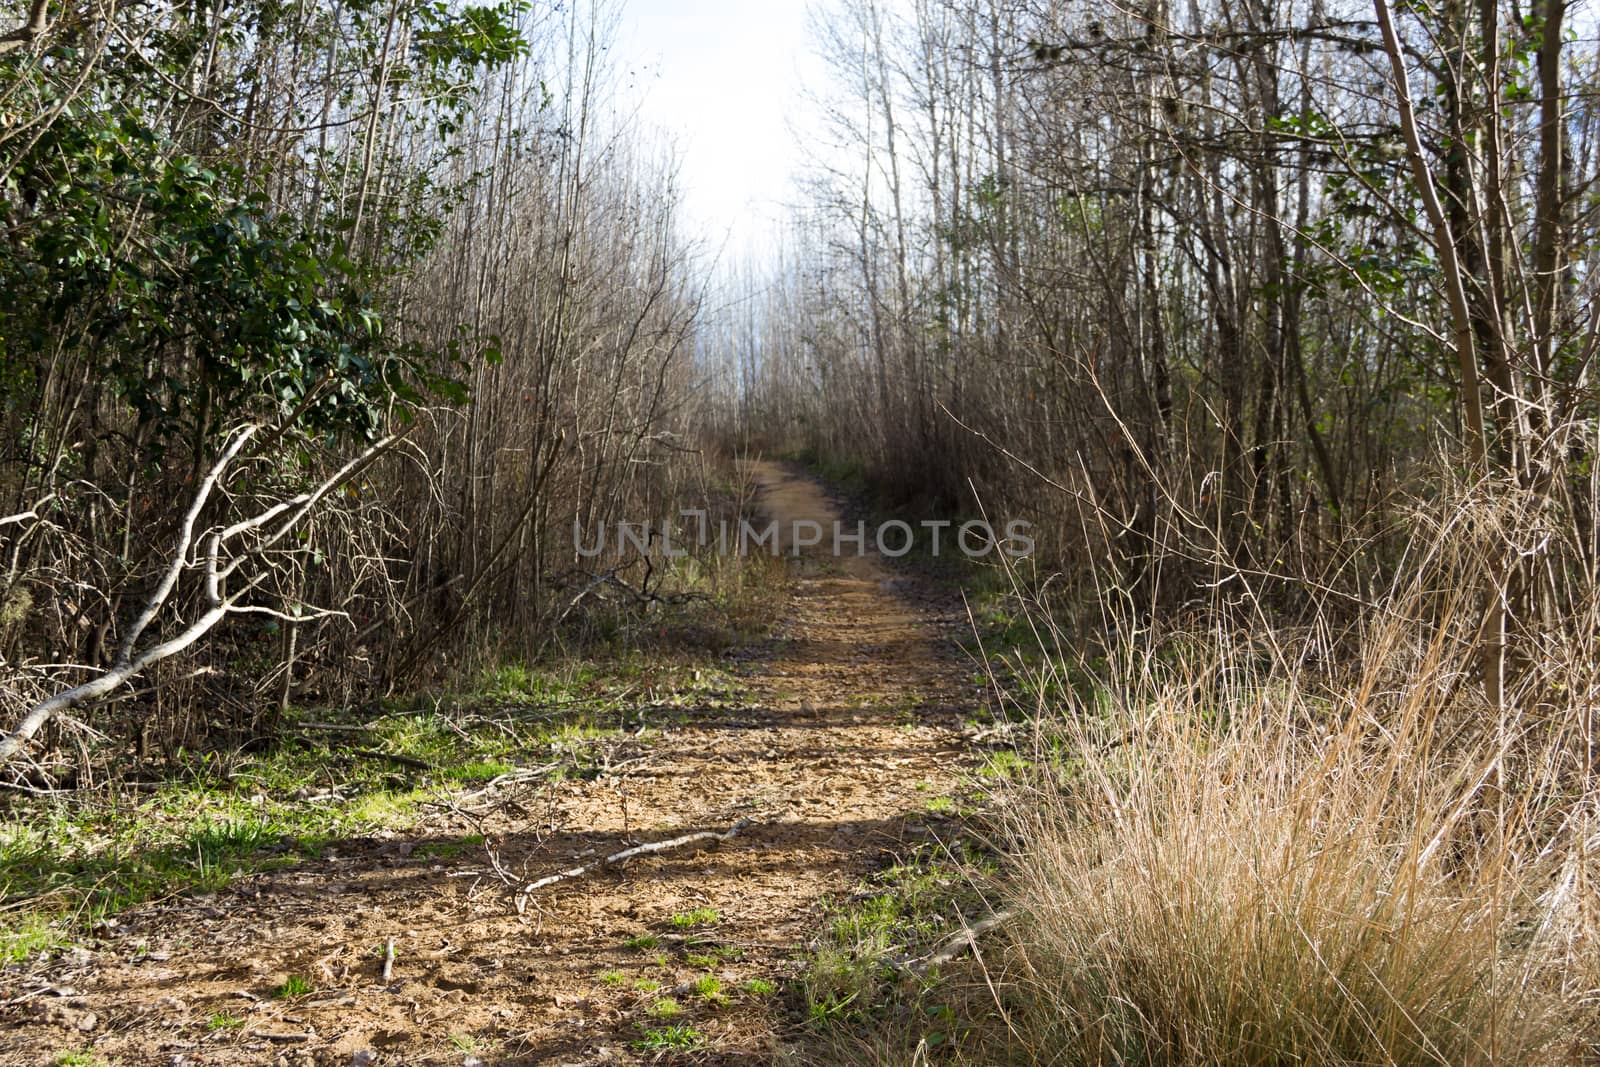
[973,551,1600,1064]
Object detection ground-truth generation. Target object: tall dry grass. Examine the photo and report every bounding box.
[960,488,1600,1065]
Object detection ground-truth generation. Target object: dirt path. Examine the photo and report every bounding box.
[2,462,979,1066]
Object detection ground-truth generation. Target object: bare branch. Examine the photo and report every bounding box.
[0,0,50,57]
[117,425,260,664]
[0,429,401,766]
[513,818,753,914]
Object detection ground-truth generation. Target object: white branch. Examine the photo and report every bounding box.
[0,429,400,766]
[117,425,259,664]
[228,604,348,623]
[0,494,54,529]
[513,818,753,914]
[218,431,403,582]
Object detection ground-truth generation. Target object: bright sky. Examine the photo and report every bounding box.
[612,0,826,257]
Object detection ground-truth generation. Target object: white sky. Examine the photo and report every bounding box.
[612,0,827,257]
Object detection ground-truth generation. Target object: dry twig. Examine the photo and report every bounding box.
[513,817,754,914]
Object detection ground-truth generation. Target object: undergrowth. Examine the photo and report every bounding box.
[792,839,998,1053]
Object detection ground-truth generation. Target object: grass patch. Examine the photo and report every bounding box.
[957,626,1594,1064]
[415,833,486,861]
[0,911,67,964]
[53,1053,105,1067]
[440,760,514,783]
[977,749,1029,780]
[796,841,988,1040]
[692,974,726,1005]
[647,997,682,1019]
[0,660,744,963]
[669,907,719,928]
[742,977,777,997]
[633,1025,703,1052]
[206,1012,245,1030]
[273,974,313,998]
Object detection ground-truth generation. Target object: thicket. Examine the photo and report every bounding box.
[0,0,729,777]
[732,0,1599,643]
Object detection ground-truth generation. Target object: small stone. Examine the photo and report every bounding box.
[351,1052,376,1067]
[75,1011,98,1031]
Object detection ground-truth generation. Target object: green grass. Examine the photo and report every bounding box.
[448,1032,478,1053]
[978,749,1030,779]
[802,944,872,1026]
[273,974,313,998]
[0,911,67,964]
[647,997,682,1018]
[633,977,662,993]
[633,1025,703,1052]
[415,833,486,860]
[669,906,719,928]
[440,760,515,783]
[53,1053,105,1067]
[206,1012,245,1031]
[691,974,726,1005]
[624,934,659,951]
[797,842,989,1034]
[742,977,777,997]
[0,672,714,963]
[599,969,626,987]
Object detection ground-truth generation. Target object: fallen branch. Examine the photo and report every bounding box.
[0,426,404,766]
[351,748,433,771]
[0,492,54,528]
[381,937,395,983]
[514,818,753,914]
[894,909,1017,976]
[250,1030,313,1043]
[447,761,563,807]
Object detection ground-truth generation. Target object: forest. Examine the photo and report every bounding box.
[2,0,1599,1063]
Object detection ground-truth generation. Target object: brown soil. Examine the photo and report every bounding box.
[0,461,980,1066]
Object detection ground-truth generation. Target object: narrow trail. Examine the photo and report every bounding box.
[2,462,981,1066]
